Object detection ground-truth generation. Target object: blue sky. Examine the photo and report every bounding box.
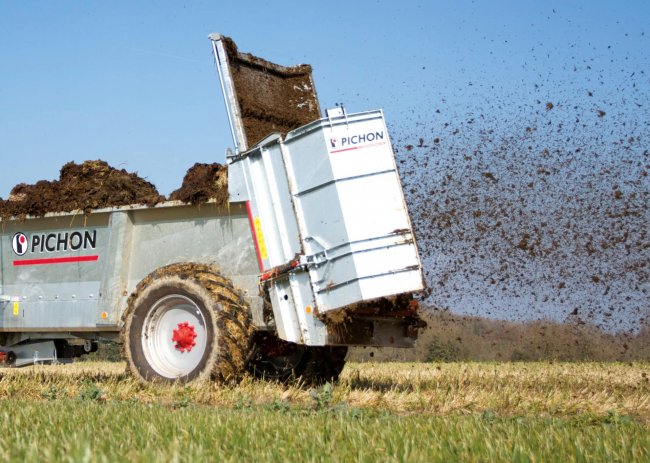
[1,1,648,330]
[1,1,647,197]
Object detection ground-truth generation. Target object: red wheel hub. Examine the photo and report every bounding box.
[172,322,198,352]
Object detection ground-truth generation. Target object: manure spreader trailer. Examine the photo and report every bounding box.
[0,35,424,383]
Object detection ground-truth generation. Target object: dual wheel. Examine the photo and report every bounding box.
[122,263,347,384]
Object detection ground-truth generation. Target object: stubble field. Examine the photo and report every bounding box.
[0,361,648,462]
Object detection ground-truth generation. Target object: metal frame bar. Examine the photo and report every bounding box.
[209,33,248,155]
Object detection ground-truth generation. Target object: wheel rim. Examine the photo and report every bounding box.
[141,294,208,379]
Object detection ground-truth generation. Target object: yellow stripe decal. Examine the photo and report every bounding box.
[253,217,269,260]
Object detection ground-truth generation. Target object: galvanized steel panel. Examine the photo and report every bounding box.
[0,202,263,334]
[228,109,424,344]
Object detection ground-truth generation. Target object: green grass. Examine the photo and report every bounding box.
[0,400,647,463]
[0,361,648,462]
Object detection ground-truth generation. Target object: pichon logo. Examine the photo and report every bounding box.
[11,230,97,256]
[329,130,385,150]
[12,233,28,256]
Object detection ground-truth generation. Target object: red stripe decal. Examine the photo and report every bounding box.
[245,200,264,272]
[13,255,99,266]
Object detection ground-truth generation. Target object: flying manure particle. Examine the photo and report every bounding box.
[390,48,649,337]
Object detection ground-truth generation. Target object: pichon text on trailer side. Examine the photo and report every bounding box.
[329,130,385,149]
[12,230,97,255]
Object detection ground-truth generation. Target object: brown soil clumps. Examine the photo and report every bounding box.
[0,160,163,220]
[221,36,321,148]
[169,163,228,206]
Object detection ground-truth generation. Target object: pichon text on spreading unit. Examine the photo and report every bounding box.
[331,130,385,148]
[28,230,97,253]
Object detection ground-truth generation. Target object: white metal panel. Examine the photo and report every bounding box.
[227,161,248,201]
[267,272,328,346]
[290,272,328,345]
[358,270,424,301]
[261,142,302,264]
[336,173,411,242]
[268,279,302,343]
[284,110,424,312]
[230,109,424,322]
[327,114,396,180]
[280,125,333,194]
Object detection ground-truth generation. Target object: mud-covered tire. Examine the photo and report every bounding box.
[248,334,347,385]
[122,263,252,383]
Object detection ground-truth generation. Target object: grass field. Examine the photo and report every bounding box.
[0,361,648,462]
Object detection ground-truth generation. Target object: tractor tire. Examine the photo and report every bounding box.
[248,333,347,385]
[122,263,252,383]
